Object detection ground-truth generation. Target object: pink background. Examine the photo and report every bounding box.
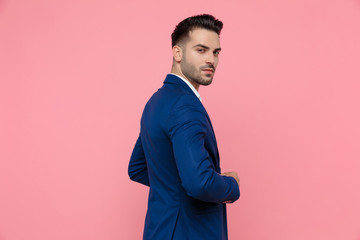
[1,0,360,239]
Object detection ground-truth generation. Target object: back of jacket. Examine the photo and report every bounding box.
[129,74,240,240]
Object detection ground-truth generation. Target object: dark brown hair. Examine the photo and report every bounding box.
[171,14,223,47]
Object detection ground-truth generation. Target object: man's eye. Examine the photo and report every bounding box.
[197,49,205,53]
[214,51,220,56]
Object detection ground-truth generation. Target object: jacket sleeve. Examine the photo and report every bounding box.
[168,95,240,203]
[128,134,150,186]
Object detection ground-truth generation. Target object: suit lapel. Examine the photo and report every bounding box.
[164,74,221,170]
[202,106,221,171]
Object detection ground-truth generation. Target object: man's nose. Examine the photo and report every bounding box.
[205,52,215,65]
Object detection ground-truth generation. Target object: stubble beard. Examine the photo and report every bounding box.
[180,56,214,87]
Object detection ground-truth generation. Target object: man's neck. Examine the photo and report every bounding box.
[170,68,200,91]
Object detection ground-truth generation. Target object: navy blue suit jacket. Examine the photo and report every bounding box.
[129,74,240,240]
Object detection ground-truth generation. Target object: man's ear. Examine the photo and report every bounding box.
[172,45,183,62]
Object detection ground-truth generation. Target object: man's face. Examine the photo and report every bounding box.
[180,28,221,87]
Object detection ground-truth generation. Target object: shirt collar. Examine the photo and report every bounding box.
[169,73,202,101]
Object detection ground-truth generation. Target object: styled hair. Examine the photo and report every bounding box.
[171,14,223,47]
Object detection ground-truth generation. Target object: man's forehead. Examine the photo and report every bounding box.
[187,29,221,48]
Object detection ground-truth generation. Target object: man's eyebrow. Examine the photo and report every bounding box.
[193,44,210,49]
[192,44,221,52]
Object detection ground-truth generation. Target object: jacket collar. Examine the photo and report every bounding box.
[164,74,198,97]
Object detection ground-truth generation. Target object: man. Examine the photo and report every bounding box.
[128,14,240,240]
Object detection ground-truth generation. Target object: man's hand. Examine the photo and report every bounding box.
[221,171,240,186]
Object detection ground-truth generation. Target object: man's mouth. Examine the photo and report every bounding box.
[202,68,214,73]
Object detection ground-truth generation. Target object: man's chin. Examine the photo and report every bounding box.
[200,79,213,86]
[191,76,213,86]
[200,76,213,86]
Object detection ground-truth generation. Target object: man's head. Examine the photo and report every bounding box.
[171,14,223,90]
